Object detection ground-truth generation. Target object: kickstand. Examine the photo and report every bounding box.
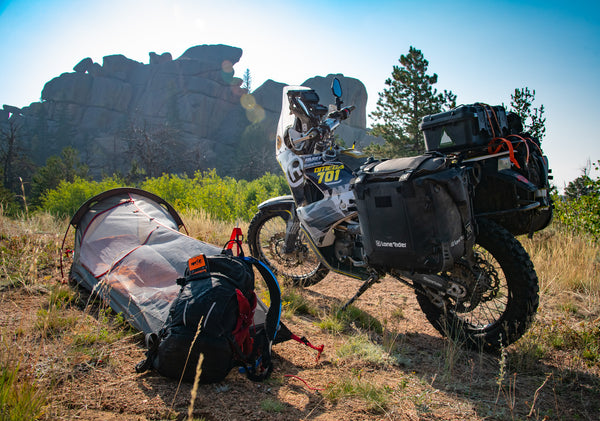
[340,273,380,311]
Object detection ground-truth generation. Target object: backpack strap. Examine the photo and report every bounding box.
[238,256,282,381]
[242,256,281,343]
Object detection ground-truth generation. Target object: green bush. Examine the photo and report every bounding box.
[40,176,124,218]
[141,170,288,222]
[554,161,600,241]
[554,193,600,241]
[40,171,289,222]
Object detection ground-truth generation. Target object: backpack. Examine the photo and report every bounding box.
[136,252,282,383]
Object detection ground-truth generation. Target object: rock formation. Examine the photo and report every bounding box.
[1,44,377,179]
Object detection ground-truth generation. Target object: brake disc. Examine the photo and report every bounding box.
[269,232,309,265]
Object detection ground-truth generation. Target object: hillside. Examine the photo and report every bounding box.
[0,212,599,420]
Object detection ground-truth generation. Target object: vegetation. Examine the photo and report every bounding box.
[0,353,47,420]
[553,160,600,241]
[368,46,456,157]
[367,46,547,160]
[0,207,599,420]
[509,87,546,141]
[0,45,597,419]
[40,170,289,221]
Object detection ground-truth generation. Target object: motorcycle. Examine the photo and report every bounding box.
[247,78,552,351]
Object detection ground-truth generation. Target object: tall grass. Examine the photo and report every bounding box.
[520,227,600,310]
[180,207,248,248]
[0,340,47,420]
[1,208,599,419]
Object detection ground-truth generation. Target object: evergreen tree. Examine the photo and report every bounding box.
[368,46,456,157]
[509,87,546,140]
[241,68,252,93]
[30,146,89,207]
[564,160,599,199]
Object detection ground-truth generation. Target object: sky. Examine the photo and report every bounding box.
[1,0,599,190]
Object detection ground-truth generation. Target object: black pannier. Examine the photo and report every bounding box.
[420,104,509,152]
[352,154,475,273]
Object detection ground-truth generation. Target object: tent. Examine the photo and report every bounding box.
[68,187,230,334]
[66,187,323,374]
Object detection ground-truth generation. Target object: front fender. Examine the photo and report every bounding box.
[257,195,296,212]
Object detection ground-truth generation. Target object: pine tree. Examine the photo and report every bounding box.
[29,147,89,207]
[241,68,252,93]
[509,87,546,141]
[369,46,456,157]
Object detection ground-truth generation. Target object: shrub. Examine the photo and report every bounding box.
[39,171,289,222]
[554,160,600,241]
[40,176,124,218]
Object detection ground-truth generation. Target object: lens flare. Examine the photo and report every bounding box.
[240,93,256,110]
[221,60,233,73]
[246,105,265,124]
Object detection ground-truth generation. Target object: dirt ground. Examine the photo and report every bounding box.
[2,261,599,421]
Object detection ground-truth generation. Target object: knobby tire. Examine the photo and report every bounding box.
[415,218,539,352]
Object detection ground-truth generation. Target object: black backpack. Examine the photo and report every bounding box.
[136,253,282,383]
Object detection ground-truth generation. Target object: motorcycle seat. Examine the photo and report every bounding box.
[365,153,446,176]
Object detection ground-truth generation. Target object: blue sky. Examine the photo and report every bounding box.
[1,0,599,190]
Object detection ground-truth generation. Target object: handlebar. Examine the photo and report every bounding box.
[291,127,322,146]
[290,104,356,148]
[328,105,356,121]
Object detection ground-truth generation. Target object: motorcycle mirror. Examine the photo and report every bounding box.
[331,78,343,98]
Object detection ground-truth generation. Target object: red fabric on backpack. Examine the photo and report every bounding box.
[232,288,257,355]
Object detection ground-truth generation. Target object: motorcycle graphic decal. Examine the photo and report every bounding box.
[286,155,304,188]
[311,164,344,184]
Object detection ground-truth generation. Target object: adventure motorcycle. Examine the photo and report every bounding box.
[248,78,552,351]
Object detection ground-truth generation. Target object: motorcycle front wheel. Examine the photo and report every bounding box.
[414,218,539,352]
[247,209,329,286]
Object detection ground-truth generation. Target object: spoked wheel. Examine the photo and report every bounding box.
[415,219,539,352]
[247,209,329,286]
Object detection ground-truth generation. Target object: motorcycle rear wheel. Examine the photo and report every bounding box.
[247,210,329,286]
[415,218,539,352]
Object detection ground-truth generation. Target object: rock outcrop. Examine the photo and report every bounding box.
[2,44,377,178]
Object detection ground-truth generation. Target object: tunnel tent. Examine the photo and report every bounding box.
[67,187,224,334]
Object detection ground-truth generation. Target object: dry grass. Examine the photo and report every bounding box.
[0,211,599,420]
[521,227,600,316]
[180,207,249,248]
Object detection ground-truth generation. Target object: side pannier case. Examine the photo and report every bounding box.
[352,154,475,273]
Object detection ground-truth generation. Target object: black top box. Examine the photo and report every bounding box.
[420,104,509,153]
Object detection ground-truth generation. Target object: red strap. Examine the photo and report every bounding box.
[488,137,521,169]
[284,374,326,391]
[226,227,244,256]
[232,289,257,355]
[290,333,325,362]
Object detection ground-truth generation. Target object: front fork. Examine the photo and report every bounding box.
[283,213,301,254]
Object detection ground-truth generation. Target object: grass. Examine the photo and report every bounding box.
[316,304,383,334]
[520,227,600,308]
[324,375,393,414]
[260,398,286,412]
[1,209,600,420]
[0,340,47,420]
[336,334,391,366]
[282,287,319,318]
[180,207,249,247]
